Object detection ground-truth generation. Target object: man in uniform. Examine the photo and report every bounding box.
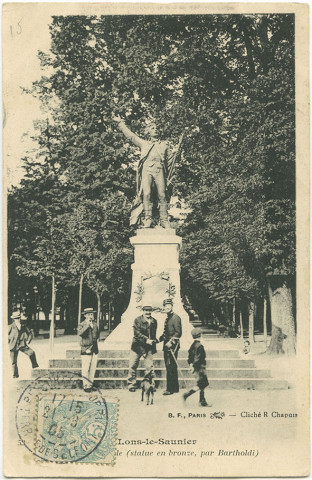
[113,115,171,228]
[159,299,182,395]
[128,305,158,392]
[78,307,99,392]
[8,311,39,378]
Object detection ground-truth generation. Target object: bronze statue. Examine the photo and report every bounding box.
[113,115,183,228]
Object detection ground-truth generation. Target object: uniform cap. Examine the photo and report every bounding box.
[163,298,173,306]
[11,311,21,320]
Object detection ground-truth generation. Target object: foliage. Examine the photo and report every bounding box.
[8,14,295,332]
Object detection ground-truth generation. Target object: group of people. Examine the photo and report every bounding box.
[8,299,210,406]
[128,298,182,395]
[78,299,210,406]
[8,114,211,406]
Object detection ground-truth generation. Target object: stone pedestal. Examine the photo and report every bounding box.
[104,228,193,350]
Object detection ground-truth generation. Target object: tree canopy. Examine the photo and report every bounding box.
[8,13,295,346]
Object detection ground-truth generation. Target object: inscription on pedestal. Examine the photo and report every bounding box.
[134,272,176,311]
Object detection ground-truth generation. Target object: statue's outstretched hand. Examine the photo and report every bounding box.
[112,114,122,123]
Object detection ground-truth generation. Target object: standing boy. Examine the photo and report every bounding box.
[183,328,210,407]
[78,308,99,392]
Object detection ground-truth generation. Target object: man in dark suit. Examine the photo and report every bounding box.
[8,311,39,378]
[159,299,182,395]
[78,307,99,392]
[128,305,158,392]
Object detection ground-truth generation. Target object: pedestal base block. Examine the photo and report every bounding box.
[104,228,193,350]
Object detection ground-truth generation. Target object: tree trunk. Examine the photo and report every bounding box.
[49,273,55,353]
[263,298,268,346]
[108,301,112,332]
[224,300,230,325]
[59,305,65,323]
[103,307,107,329]
[267,277,296,355]
[240,18,256,79]
[96,292,101,329]
[248,301,255,343]
[257,16,270,74]
[64,287,78,334]
[239,309,243,339]
[77,273,83,331]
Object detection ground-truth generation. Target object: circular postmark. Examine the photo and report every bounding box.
[16,372,109,463]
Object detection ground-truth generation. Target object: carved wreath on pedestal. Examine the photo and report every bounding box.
[166,282,176,298]
[134,271,176,310]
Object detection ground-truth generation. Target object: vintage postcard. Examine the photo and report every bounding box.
[2,2,310,477]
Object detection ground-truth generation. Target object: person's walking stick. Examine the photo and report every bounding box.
[169,344,187,389]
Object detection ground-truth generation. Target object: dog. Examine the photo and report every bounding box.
[141,375,155,405]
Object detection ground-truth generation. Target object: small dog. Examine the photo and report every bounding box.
[141,375,155,405]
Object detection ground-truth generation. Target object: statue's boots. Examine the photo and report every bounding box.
[159,202,170,228]
[143,202,153,228]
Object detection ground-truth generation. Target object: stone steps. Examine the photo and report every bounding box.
[30,372,289,390]
[65,349,240,359]
[51,358,255,369]
[32,348,290,390]
[34,367,271,379]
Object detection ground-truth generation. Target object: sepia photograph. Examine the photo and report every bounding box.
[2,2,310,477]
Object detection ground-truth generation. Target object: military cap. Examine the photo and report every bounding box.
[11,311,21,320]
[163,298,173,306]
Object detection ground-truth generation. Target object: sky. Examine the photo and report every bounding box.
[3,6,53,186]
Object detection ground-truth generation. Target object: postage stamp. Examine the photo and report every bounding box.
[15,373,118,464]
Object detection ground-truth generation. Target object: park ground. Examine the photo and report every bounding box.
[6,330,299,384]
[4,332,310,478]
[6,331,300,418]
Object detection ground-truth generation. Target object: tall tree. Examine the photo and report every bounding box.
[9,14,295,355]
